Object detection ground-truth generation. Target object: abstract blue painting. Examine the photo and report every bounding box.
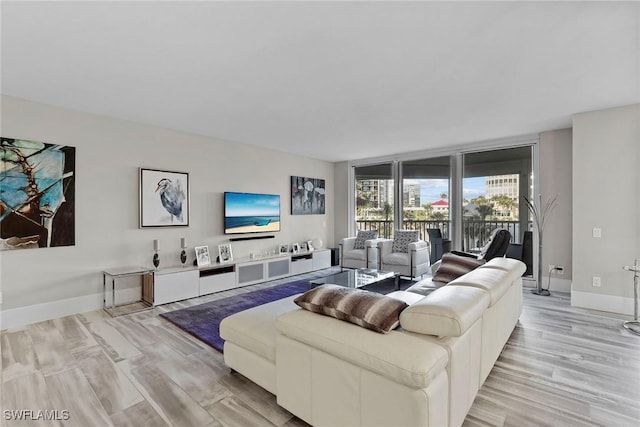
[0,137,76,250]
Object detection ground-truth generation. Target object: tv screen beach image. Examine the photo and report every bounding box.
[224,192,281,234]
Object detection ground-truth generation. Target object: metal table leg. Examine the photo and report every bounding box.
[623,259,640,336]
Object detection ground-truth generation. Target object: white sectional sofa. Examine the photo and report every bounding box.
[220,257,526,427]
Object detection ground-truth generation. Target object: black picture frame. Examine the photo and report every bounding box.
[139,168,189,227]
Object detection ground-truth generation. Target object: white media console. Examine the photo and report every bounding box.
[152,249,331,306]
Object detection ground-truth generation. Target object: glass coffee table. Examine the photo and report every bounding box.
[309,268,400,291]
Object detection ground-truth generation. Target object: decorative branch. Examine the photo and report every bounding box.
[523,194,558,239]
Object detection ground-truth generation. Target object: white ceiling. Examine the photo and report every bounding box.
[2,1,638,162]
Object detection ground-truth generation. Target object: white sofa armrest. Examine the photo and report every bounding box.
[365,238,383,248]
[340,237,357,252]
[376,238,394,256]
[409,241,430,265]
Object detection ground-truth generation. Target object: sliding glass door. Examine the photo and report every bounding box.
[350,143,534,269]
[400,156,452,239]
[354,163,395,238]
[462,146,532,251]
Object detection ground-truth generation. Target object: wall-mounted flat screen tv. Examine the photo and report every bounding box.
[224,192,281,234]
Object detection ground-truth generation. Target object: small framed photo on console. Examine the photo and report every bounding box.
[292,243,300,254]
[195,246,211,267]
[218,243,233,263]
[307,240,315,251]
[300,242,309,252]
[279,244,289,255]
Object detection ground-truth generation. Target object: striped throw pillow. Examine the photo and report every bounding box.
[433,253,486,285]
[294,284,408,333]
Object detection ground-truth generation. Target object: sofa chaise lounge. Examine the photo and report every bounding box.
[220,257,526,427]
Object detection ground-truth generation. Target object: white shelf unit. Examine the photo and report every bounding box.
[236,260,269,287]
[291,253,313,275]
[151,249,332,306]
[267,257,292,280]
[153,268,199,306]
[312,249,331,271]
[199,264,236,295]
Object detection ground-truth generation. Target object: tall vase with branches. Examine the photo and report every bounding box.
[523,194,558,296]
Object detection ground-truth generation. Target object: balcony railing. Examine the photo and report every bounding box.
[355,219,526,250]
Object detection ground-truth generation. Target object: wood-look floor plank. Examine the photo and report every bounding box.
[45,367,113,427]
[26,321,76,376]
[205,396,274,427]
[76,309,110,325]
[219,372,294,426]
[116,359,214,427]
[105,316,159,350]
[109,400,169,427]
[1,330,40,383]
[156,352,233,408]
[72,345,144,415]
[86,320,142,362]
[2,371,61,427]
[140,317,207,357]
[52,315,98,353]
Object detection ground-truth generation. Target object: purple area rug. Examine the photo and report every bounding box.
[160,275,412,352]
[160,279,310,352]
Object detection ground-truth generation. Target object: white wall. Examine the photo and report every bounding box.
[332,161,350,244]
[538,128,573,292]
[0,96,334,328]
[572,104,640,315]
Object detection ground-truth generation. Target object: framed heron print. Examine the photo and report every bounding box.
[139,168,189,227]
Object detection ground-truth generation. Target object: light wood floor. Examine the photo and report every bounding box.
[1,270,639,427]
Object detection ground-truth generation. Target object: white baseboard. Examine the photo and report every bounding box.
[2,279,632,330]
[571,289,634,316]
[1,291,108,331]
[522,276,572,293]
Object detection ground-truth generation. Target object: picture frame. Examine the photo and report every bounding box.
[1,138,76,250]
[292,243,301,254]
[195,246,211,267]
[218,243,233,263]
[307,240,315,251]
[291,176,326,215]
[279,243,289,255]
[300,241,309,252]
[139,168,189,227]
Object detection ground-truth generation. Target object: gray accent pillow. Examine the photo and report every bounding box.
[392,230,421,253]
[294,284,408,333]
[353,230,378,249]
[433,253,486,285]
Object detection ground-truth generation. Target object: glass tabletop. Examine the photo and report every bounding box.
[309,268,398,289]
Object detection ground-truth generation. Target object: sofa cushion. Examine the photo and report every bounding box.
[219,294,299,362]
[479,257,527,278]
[405,277,444,296]
[277,309,449,389]
[447,267,514,306]
[385,290,425,305]
[380,251,410,266]
[433,253,486,285]
[294,284,408,333]
[392,230,420,253]
[343,248,367,261]
[400,286,490,337]
[354,230,378,249]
